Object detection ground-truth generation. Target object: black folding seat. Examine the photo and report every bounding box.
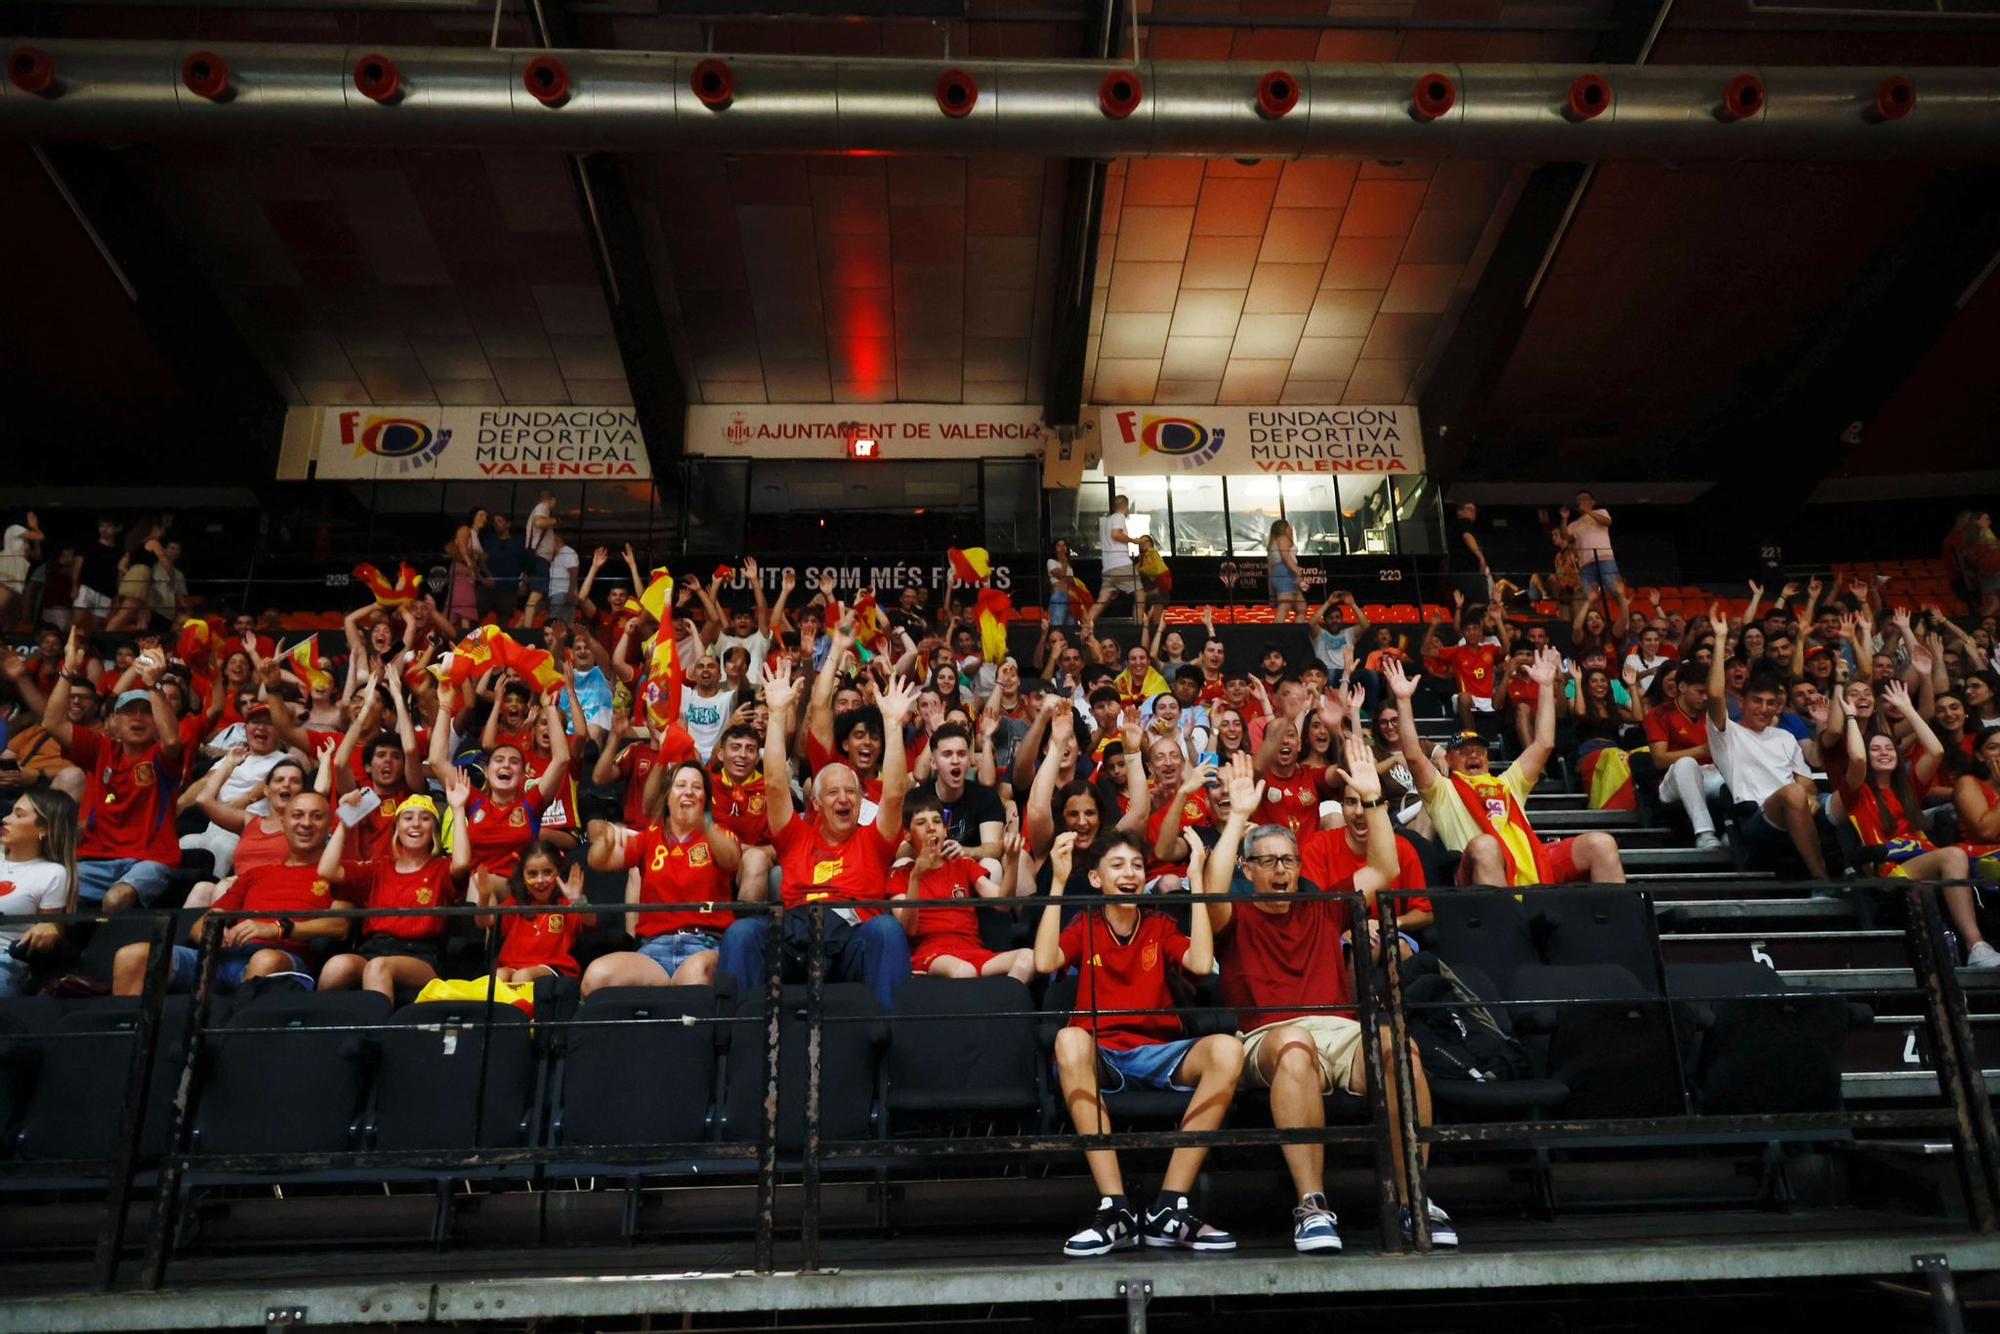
[1533,889,1663,990]
[0,997,63,1153]
[1508,964,1685,1119]
[1429,891,1538,996]
[718,984,883,1152]
[1665,962,1852,1114]
[1403,960,1568,1120]
[369,1000,542,1152]
[189,992,391,1159]
[8,997,192,1171]
[885,977,1041,1126]
[552,986,727,1156]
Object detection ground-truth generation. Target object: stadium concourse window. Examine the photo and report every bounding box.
[1055,468,1427,559]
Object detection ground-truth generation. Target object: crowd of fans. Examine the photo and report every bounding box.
[2,493,1998,1257]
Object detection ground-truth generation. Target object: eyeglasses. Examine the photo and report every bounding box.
[1247,854,1301,871]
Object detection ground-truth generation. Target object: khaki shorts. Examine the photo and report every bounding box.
[1241,1014,1365,1095]
[1099,565,1140,595]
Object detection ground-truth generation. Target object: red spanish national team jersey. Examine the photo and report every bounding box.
[1643,703,1709,758]
[1217,892,1355,1032]
[711,770,773,846]
[213,861,338,954]
[460,787,548,877]
[1300,827,1433,916]
[774,817,897,912]
[890,858,984,951]
[346,784,412,865]
[342,856,457,940]
[631,823,733,936]
[1145,788,1216,876]
[1428,644,1502,700]
[1252,763,1329,839]
[802,730,886,803]
[68,729,182,865]
[498,907,584,976]
[1057,909,1191,1051]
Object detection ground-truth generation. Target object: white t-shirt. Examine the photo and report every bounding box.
[680,686,737,762]
[2,524,28,559]
[716,632,771,685]
[1706,715,1810,809]
[0,856,70,948]
[1623,652,1670,695]
[1568,512,1614,562]
[1099,512,1134,571]
[1312,626,1356,676]
[548,544,580,601]
[527,501,559,561]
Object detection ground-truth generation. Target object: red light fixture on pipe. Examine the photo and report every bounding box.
[7,45,57,97]
[523,55,570,107]
[353,53,401,104]
[1098,70,1142,120]
[1720,73,1764,121]
[1412,71,1456,121]
[935,68,977,118]
[1255,70,1299,120]
[1566,73,1610,122]
[181,50,230,101]
[1873,75,1915,122]
[691,58,734,110]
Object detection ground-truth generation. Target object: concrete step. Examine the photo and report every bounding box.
[1662,930,1907,972]
[1529,808,1645,829]
[1841,1069,2000,1100]
[1846,1014,2000,1074]
[1526,792,1590,811]
[1631,870,1776,886]
[1621,847,1735,871]
[1654,898,1860,930]
[1779,967,2000,1001]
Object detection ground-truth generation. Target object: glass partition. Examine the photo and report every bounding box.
[1276,476,1341,556]
[1118,476,1169,551]
[1049,471,1110,554]
[1168,475,1228,557]
[1228,475,1283,557]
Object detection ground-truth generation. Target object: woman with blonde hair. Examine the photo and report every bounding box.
[0,788,80,996]
[1267,518,1305,622]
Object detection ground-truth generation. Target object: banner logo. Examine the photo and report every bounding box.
[725,411,752,448]
[1113,411,1225,470]
[338,412,451,471]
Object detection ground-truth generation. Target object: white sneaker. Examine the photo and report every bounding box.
[1693,832,1724,853]
[1966,941,2000,969]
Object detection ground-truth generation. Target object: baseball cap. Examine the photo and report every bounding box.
[242,699,276,722]
[1444,730,1488,751]
[112,689,152,712]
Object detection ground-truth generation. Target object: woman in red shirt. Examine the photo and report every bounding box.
[427,689,571,882]
[481,840,587,982]
[316,771,474,1000]
[581,761,743,992]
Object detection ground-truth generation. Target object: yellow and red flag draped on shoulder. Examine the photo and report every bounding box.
[637,570,683,733]
[973,589,1013,663]
[353,562,424,610]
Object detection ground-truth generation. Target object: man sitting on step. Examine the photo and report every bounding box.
[1382,650,1627,888]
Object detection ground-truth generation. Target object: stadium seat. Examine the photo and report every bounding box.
[368,1001,543,1152]
[885,977,1042,1123]
[1532,889,1664,991]
[1509,964,1686,1120]
[0,998,63,1152]
[190,992,390,1158]
[1430,891,1539,997]
[1408,961,1569,1119]
[1038,973,1198,1124]
[718,984,884,1153]
[1665,962,1852,1115]
[550,986,727,1154]
[8,998,193,1170]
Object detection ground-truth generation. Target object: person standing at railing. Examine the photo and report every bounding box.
[1095,494,1140,622]
[1202,745,1457,1253]
[1037,829,1244,1257]
[1267,519,1306,624]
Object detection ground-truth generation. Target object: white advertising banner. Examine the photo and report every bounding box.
[1095,404,1424,476]
[686,404,1048,458]
[305,406,651,480]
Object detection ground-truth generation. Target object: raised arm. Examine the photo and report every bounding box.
[806,611,856,755]
[427,696,458,788]
[1340,733,1399,895]
[1012,695,1059,793]
[1513,646,1563,789]
[194,749,255,831]
[1706,605,1732,729]
[532,688,571,804]
[1201,754,1263,936]
[760,659,802,838]
[875,675,916,837]
[42,628,88,752]
[1024,705,1071,854]
[1032,832,1076,974]
[1382,656,1442,791]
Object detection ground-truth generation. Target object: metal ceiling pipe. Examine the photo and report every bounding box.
[2,41,1996,159]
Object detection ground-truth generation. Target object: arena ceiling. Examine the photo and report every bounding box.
[3,0,1999,488]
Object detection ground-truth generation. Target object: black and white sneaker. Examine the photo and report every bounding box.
[1143,1195,1237,1251]
[1292,1193,1343,1253]
[1064,1197,1139,1258]
[1399,1199,1460,1248]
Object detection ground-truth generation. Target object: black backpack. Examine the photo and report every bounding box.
[1397,953,1533,1083]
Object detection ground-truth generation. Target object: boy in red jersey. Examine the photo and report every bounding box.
[1035,829,1244,1258]
[891,794,1032,981]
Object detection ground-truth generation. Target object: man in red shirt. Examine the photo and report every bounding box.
[1645,665,1726,852]
[46,634,184,912]
[1202,744,1457,1253]
[1421,602,1510,728]
[1035,829,1244,1257]
[716,660,915,1008]
[1250,693,1341,838]
[708,722,776,901]
[111,791,348,995]
[1304,779,1433,940]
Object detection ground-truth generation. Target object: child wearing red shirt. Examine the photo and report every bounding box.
[482,841,588,982]
[892,795,1032,981]
[1034,830,1244,1259]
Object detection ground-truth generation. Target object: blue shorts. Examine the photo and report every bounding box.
[638,930,720,976]
[168,944,307,994]
[0,954,30,999]
[1270,565,1299,597]
[78,858,175,907]
[1074,1036,1199,1094]
[1577,557,1621,592]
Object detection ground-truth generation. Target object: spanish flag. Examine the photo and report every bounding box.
[642,633,683,734]
[948,547,992,584]
[504,639,565,693]
[281,635,320,681]
[639,568,674,626]
[973,589,1013,663]
[177,616,218,668]
[353,561,424,610]
[442,623,506,689]
[851,591,890,658]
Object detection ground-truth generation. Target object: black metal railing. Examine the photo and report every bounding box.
[0,877,1994,1293]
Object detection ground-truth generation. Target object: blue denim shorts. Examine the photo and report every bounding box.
[1086,1036,1199,1094]
[1578,557,1621,592]
[638,930,720,977]
[78,858,175,906]
[169,945,307,994]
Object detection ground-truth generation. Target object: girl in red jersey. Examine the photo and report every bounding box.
[580,761,742,993]
[480,840,587,983]
[892,796,1033,981]
[427,686,571,881]
[316,768,474,1000]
